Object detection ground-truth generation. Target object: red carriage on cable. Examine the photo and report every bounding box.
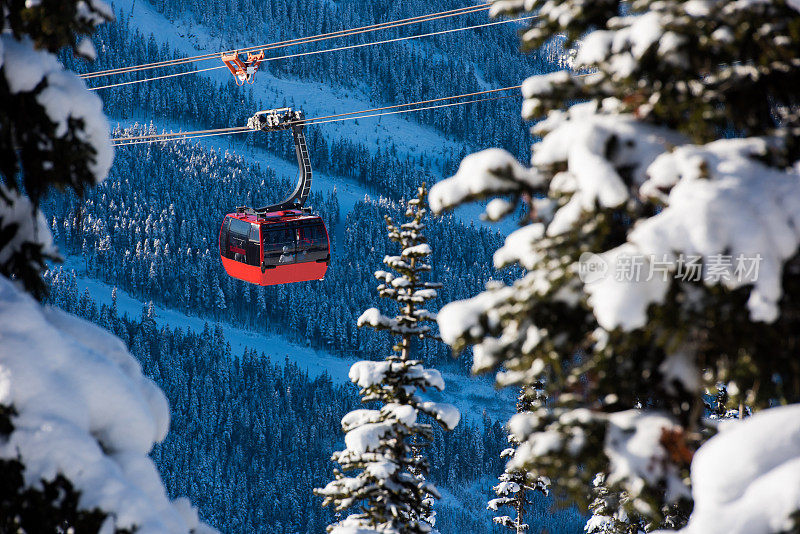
[219,108,331,286]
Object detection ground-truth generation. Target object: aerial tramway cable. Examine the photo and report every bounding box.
[301,84,523,125]
[90,16,534,91]
[112,129,247,147]
[82,4,492,80]
[306,93,519,126]
[111,86,523,147]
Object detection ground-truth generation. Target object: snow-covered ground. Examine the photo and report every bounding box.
[61,256,514,421]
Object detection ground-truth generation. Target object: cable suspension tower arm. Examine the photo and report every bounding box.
[246,109,313,213]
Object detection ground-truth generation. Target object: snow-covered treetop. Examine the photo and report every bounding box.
[491,0,800,145]
[364,186,442,345]
[487,386,550,532]
[0,275,216,533]
[318,185,459,534]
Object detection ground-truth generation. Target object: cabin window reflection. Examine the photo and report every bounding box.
[229,217,250,237]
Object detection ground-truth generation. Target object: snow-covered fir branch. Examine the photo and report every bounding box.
[0,275,216,532]
[0,0,113,297]
[430,0,800,531]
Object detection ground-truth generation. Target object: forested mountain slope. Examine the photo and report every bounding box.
[63,0,563,188]
[42,133,587,533]
[40,1,582,532]
[43,272,585,533]
[43,139,510,373]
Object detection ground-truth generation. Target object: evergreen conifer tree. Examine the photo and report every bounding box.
[488,386,549,534]
[430,0,800,530]
[584,474,645,534]
[317,186,460,534]
[0,0,113,297]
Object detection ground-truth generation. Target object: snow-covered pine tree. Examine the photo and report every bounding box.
[0,0,113,297]
[408,432,438,530]
[584,474,645,534]
[430,0,800,531]
[316,186,460,534]
[487,387,549,534]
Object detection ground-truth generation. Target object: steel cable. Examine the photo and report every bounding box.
[82,4,491,79]
[111,86,522,146]
[90,17,532,91]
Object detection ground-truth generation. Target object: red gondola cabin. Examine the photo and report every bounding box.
[219,210,330,286]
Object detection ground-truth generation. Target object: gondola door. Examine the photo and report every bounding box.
[227,217,252,264]
[219,217,231,259]
[262,223,296,269]
[246,223,261,267]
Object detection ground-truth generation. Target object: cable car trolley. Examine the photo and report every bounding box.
[221,49,265,86]
[219,108,330,286]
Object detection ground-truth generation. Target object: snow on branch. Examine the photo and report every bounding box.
[659,405,800,534]
[412,288,438,300]
[349,361,392,389]
[349,360,447,396]
[437,286,515,348]
[532,103,685,236]
[0,186,57,267]
[494,224,546,270]
[357,308,398,330]
[75,0,115,26]
[413,309,437,322]
[419,402,460,430]
[357,308,431,336]
[507,407,690,516]
[1,35,113,183]
[0,276,215,533]
[402,244,432,258]
[586,137,800,329]
[342,415,403,455]
[429,149,544,214]
[604,411,690,504]
[328,516,401,534]
[406,366,445,391]
[383,255,411,272]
